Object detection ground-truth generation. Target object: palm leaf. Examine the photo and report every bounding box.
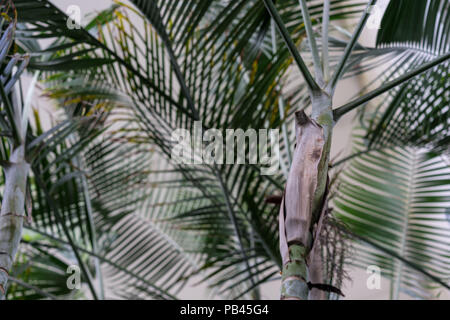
[15,0,368,299]
[340,0,449,152]
[7,240,76,300]
[334,133,450,299]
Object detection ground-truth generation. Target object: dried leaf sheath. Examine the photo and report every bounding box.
[280,110,326,300]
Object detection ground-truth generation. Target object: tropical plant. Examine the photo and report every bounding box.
[0,0,448,300]
[0,1,108,299]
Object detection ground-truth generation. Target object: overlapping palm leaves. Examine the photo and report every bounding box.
[3,1,194,299]
[0,2,100,298]
[6,0,450,299]
[334,133,450,298]
[9,0,370,299]
[366,0,449,152]
[340,0,449,152]
[331,0,450,298]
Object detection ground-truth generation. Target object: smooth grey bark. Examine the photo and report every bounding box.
[0,145,30,299]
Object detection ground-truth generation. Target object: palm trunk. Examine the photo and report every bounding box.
[280,94,332,300]
[0,145,30,299]
[307,228,326,300]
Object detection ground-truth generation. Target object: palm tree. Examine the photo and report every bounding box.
[0,2,109,299]
[1,0,448,299]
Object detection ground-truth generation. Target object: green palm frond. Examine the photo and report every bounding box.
[13,124,197,300]
[1,2,196,299]
[365,0,449,152]
[7,241,77,300]
[341,0,449,152]
[85,136,196,299]
[13,0,449,301]
[334,133,450,299]
[13,0,366,298]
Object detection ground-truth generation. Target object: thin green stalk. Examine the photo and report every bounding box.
[333,52,450,120]
[328,0,377,92]
[322,0,330,82]
[270,21,292,170]
[298,0,323,84]
[263,0,320,93]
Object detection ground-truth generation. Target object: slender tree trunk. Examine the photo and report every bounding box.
[280,94,332,300]
[307,207,327,300]
[0,145,30,299]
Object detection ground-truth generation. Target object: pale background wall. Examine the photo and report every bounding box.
[28,0,446,300]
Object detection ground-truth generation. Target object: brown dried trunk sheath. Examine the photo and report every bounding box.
[279,110,327,300]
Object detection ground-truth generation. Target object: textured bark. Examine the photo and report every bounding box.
[279,110,326,300]
[0,145,30,299]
